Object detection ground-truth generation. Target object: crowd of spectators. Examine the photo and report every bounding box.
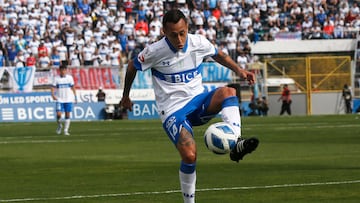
[0,0,359,71]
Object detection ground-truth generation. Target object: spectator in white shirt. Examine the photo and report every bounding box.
[28,37,40,57]
[237,51,249,70]
[206,24,217,42]
[39,55,51,69]
[57,41,68,66]
[75,34,85,51]
[98,43,110,60]
[82,43,95,66]
[92,48,103,66]
[100,54,111,66]
[225,29,237,61]
[109,46,121,66]
[240,13,252,31]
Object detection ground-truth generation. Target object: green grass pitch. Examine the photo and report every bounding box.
[0,115,359,203]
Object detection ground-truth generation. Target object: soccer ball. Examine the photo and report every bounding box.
[204,122,238,154]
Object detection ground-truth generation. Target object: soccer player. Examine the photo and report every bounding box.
[120,10,259,203]
[51,64,77,136]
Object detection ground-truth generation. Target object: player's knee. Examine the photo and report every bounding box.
[220,86,237,99]
[177,141,197,163]
[225,86,237,96]
[182,152,196,163]
[179,146,196,163]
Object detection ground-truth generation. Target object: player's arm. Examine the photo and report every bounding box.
[51,86,57,100]
[71,86,77,104]
[212,49,255,85]
[120,59,137,111]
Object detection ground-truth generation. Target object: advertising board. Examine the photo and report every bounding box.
[0,92,105,122]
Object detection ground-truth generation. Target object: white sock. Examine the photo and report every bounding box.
[221,106,242,137]
[179,170,196,203]
[64,119,70,132]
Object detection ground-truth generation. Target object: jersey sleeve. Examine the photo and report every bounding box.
[194,34,217,58]
[133,45,156,72]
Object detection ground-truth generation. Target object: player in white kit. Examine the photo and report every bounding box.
[51,64,77,136]
[120,10,259,203]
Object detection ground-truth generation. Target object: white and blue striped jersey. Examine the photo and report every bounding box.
[52,74,75,103]
[133,34,217,121]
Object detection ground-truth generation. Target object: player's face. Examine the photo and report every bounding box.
[60,68,67,77]
[163,18,188,50]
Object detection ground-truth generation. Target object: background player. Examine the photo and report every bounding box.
[51,64,77,135]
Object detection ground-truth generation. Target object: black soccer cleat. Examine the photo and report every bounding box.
[230,137,259,163]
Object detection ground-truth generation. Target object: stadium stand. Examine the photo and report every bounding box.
[0,0,359,74]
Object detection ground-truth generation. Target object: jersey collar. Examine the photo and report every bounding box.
[165,36,188,53]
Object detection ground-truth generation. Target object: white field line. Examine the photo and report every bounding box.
[1,180,359,202]
[0,123,356,142]
[0,140,85,144]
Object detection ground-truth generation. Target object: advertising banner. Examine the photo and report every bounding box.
[0,102,106,122]
[274,32,302,41]
[200,62,232,82]
[78,89,155,104]
[5,66,36,92]
[33,70,53,86]
[2,63,230,91]
[1,66,121,90]
[0,92,105,122]
[52,66,121,90]
[353,99,360,113]
[127,100,159,120]
[0,67,5,79]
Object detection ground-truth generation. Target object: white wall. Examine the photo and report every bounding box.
[250,39,355,54]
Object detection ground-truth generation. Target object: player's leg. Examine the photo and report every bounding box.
[207,87,259,162]
[177,127,196,203]
[55,102,63,134]
[346,101,351,113]
[280,102,286,115]
[63,103,73,135]
[207,86,241,135]
[63,112,71,135]
[163,113,196,203]
[287,102,292,115]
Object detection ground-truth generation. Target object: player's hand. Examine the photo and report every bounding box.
[120,96,133,112]
[243,71,255,85]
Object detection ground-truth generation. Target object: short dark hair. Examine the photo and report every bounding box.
[59,64,67,69]
[162,9,187,27]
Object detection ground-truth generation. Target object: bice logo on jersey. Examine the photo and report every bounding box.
[164,70,199,83]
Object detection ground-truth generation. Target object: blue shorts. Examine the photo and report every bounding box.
[163,89,218,145]
[55,102,73,113]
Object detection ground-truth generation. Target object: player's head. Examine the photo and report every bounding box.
[162,9,188,51]
[59,64,67,76]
